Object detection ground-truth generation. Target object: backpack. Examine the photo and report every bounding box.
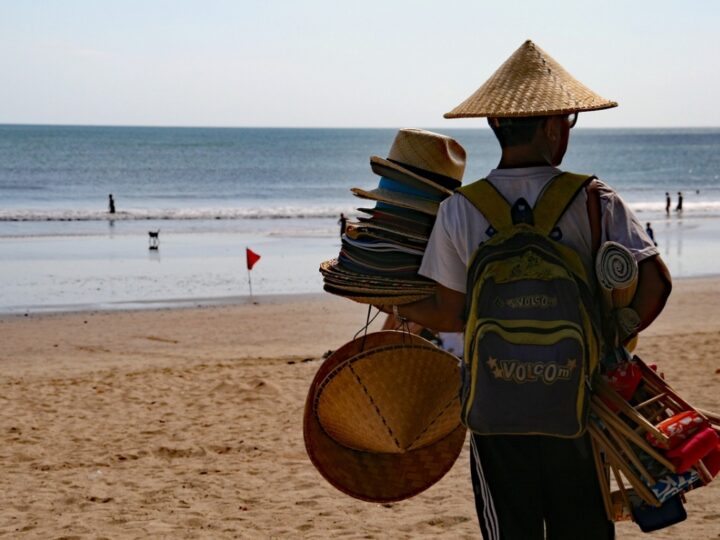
[458,172,602,438]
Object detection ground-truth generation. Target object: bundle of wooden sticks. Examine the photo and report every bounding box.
[590,356,720,527]
[591,242,720,530]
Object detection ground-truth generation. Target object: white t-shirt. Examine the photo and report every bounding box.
[419,166,659,293]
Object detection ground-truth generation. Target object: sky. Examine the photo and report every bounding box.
[1,0,719,129]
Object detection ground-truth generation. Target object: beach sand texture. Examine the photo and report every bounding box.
[1,281,719,539]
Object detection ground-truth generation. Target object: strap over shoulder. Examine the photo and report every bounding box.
[534,172,597,235]
[456,179,513,231]
[458,172,596,235]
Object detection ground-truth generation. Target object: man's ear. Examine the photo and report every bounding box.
[542,116,559,141]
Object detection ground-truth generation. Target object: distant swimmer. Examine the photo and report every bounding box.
[108,194,116,214]
[646,222,657,246]
[676,191,683,212]
[665,192,671,215]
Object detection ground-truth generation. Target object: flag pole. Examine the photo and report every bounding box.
[245,247,260,303]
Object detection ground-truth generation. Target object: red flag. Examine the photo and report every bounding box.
[246,248,261,270]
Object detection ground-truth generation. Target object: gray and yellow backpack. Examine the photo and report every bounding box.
[459,172,602,438]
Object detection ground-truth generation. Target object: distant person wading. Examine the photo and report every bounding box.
[338,213,347,236]
[108,194,116,214]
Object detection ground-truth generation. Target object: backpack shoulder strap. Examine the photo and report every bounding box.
[534,172,597,236]
[586,178,602,254]
[457,179,513,232]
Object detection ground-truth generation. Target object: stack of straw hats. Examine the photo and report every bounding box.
[303,331,467,502]
[320,128,466,305]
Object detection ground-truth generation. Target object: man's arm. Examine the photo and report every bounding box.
[381,283,466,332]
[631,254,672,332]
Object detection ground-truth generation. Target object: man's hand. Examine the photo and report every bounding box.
[383,284,466,332]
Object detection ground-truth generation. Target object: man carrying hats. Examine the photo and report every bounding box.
[387,40,672,539]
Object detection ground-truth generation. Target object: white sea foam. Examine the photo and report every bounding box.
[624,200,720,215]
[4,199,720,222]
[0,204,359,222]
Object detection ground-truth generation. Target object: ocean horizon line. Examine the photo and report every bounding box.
[3,123,720,131]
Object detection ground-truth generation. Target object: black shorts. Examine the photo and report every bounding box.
[469,432,615,540]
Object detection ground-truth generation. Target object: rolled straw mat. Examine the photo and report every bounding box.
[595,241,638,308]
[304,331,466,502]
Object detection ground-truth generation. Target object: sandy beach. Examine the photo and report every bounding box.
[1,280,719,539]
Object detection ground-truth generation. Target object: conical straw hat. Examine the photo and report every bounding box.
[304,331,466,502]
[445,40,617,118]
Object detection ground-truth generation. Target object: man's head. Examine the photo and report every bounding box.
[487,113,577,166]
[444,41,615,165]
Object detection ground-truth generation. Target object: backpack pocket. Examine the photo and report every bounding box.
[463,319,588,437]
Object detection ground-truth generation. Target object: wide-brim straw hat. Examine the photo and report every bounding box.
[304,331,467,502]
[322,285,434,305]
[444,40,618,118]
[320,258,435,305]
[347,222,429,244]
[369,128,466,193]
[320,259,432,286]
[350,187,440,216]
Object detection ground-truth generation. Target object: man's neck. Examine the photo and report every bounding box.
[497,145,553,169]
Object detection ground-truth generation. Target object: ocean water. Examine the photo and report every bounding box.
[1,125,720,313]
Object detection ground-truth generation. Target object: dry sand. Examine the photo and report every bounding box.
[1,281,719,539]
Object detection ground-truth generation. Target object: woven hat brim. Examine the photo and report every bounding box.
[370,156,458,195]
[323,285,433,305]
[320,258,433,284]
[320,258,435,300]
[304,332,467,502]
[322,279,433,294]
[322,273,434,291]
[356,209,434,238]
[444,101,618,119]
[346,222,429,243]
[351,188,439,216]
[342,235,425,256]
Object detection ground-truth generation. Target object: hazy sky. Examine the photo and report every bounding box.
[2,0,718,128]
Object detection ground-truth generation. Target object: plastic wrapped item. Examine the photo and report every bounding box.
[604,360,642,401]
[648,411,709,450]
[630,494,687,533]
[666,427,720,473]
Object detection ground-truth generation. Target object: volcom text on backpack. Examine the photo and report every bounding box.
[459,173,601,438]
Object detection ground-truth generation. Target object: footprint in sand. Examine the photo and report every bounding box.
[144,335,179,344]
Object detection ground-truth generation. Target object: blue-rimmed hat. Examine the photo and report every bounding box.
[368,128,465,193]
[352,129,466,214]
